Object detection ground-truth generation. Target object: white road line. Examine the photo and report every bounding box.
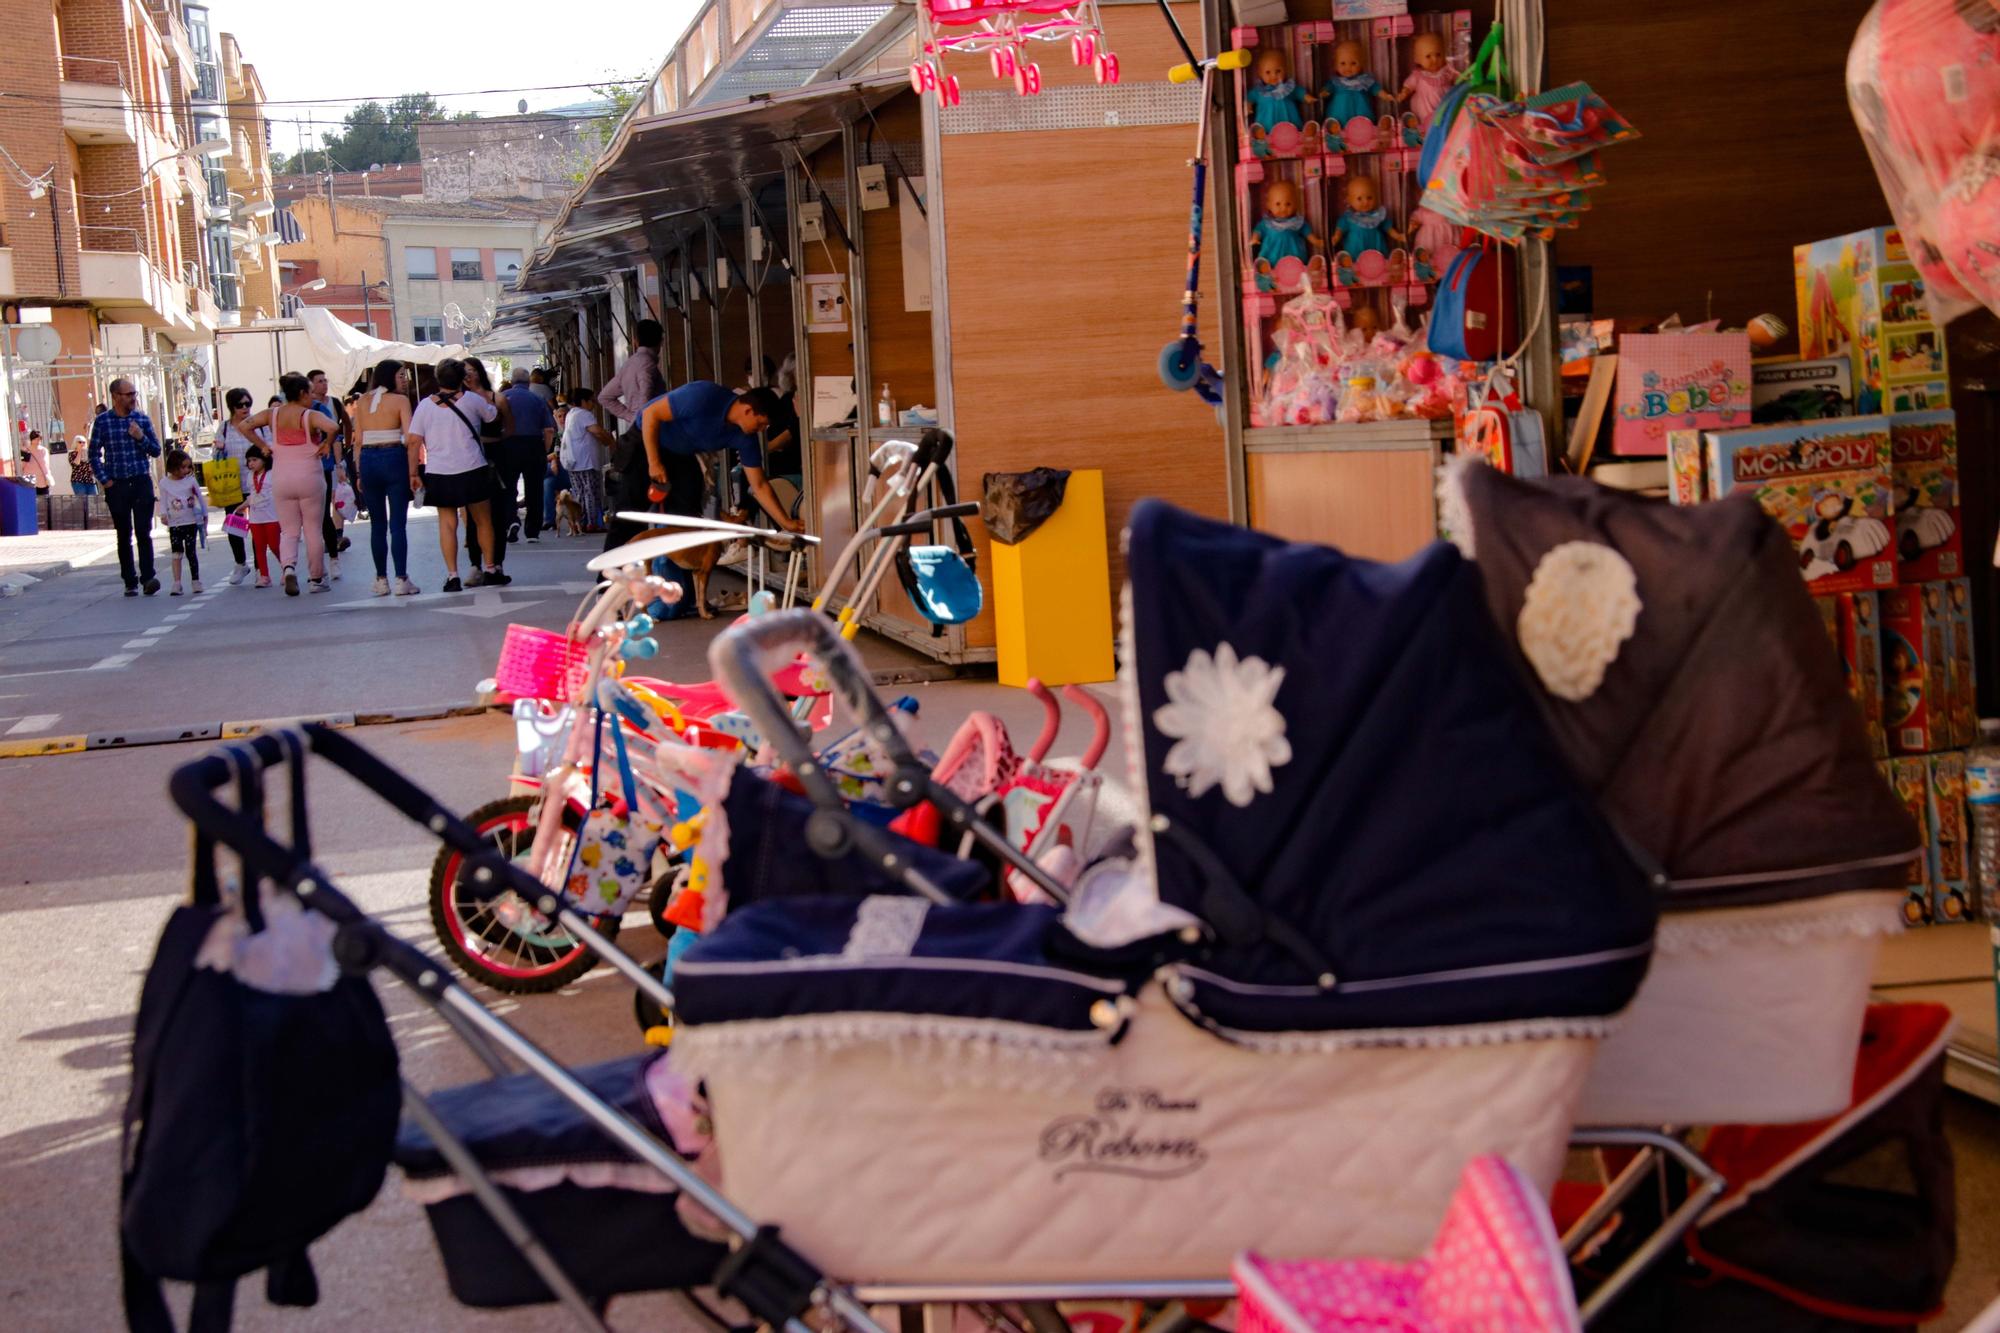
[90,654,138,670]
[69,544,116,569]
[141,623,176,635]
[5,714,58,735]
[162,613,191,622]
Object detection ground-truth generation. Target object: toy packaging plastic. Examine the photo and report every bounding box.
[1817,591,1889,760]
[1793,226,1951,415]
[1613,332,1754,457]
[1751,355,1854,423]
[1847,0,2000,327]
[1926,750,1974,923]
[1881,583,1953,755]
[1888,409,1961,581]
[1703,417,1895,594]
[1881,758,1934,924]
[1665,429,1706,505]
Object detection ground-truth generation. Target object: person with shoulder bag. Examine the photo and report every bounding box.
[405,358,507,593]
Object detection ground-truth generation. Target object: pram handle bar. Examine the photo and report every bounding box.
[875,501,981,539]
[710,610,1076,906]
[168,727,889,1333]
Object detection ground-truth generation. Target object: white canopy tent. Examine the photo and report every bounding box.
[299,306,467,391]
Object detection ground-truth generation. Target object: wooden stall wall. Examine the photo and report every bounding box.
[863,94,936,414]
[942,2,1226,649]
[1544,0,1884,327]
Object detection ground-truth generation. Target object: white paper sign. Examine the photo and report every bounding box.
[900,177,932,314]
[806,274,848,334]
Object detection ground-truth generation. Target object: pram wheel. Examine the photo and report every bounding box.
[1071,34,1095,66]
[994,45,1017,80]
[429,794,620,994]
[943,74,962,108]
[1096,52,1119,85]
[1016,62,1042,96]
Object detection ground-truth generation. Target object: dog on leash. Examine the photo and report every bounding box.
[553,489,586,538]
[688,507,749,620]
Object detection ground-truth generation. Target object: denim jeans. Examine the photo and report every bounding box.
[71,482,97,496]
[357,446,412,578]
[104,473,157,588]
[543,460,569,527]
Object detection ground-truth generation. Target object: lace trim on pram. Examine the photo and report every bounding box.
[1653,888,1906,955]
[1192,1012,1617,1054]
[670,1013,1113,1087]
[1114,578,1160,911]
[401,1159,679,1206]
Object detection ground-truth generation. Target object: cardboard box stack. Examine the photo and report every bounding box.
[1665,225,1970,923]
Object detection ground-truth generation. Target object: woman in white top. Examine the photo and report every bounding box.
[406,357,502,593]
[559,385,615,531]
[211,387,267,584]
[350,360,419,596]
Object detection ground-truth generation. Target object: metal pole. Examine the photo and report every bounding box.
[1200,0,1249,526]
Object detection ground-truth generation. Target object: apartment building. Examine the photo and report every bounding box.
[274,190,396,339]
[215,25,279,322]
[0,0,233,450]
[376,197,560,348]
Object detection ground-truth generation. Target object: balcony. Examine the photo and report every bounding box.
[60,56,139,146]
[77,226,194,333]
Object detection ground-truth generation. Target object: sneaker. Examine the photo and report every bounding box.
[337,536,352,553]
[124,586,139,597]
[328,557,342,581]
[441,576,463,593]
[227,564,251,586]
[482,568,511,587]
[465,570,487,588]
[507,522,522,542]
[307,578,331,594]
[142,578,160,596]
[525,535,540,544]
[283,568,299,597]
[170,582,183,596]
[192,579,204,594]
[255,575,271,589]
[372,576,390,597]
[394,577,420,596]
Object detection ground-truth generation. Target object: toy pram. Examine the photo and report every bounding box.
[666,500,1659,1284]
[1440,459,1921,1126]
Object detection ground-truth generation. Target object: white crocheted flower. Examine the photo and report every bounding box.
[1516,541,1642,701]
[1154,643,1291,806]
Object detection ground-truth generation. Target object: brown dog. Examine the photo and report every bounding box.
[688,508,749,620]
[553,489,586,538]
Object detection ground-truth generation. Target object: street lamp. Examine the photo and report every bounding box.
[289,278,328,294]
[233,201,275,220]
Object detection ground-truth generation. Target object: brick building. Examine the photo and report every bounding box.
[273,191,396,340]
[216,27,279,323]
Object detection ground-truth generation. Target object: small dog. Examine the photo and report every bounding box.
[553,489,586,538]
[688,507,749,620]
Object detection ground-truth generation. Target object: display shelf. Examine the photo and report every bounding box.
[1874,921,2000,1107]
[1245,418,1451,453]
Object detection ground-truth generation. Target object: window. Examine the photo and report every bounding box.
[405,246,437,281]
[411,317,445,344]
[494,250,523,287]
[450,248,483,281]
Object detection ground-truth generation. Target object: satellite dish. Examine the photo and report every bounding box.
[15,326,61,363]
[517,99,528,114]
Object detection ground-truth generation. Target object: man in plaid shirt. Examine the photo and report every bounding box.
[88,377,163,595]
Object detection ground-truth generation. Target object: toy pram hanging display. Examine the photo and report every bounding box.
[1440,458,1922,1126]
[666,506,1657,1285]
[910,0,1120,104]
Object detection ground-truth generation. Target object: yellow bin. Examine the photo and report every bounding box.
[991,468,1115,687]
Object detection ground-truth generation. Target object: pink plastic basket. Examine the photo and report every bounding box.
[494,624,591,702]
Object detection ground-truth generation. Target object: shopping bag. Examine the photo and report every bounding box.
[223,511,252,538]
[203,457,243,508]
[332,478,356,518]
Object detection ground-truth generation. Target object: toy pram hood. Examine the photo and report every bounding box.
[1122,500,1656,1043]
[1440,459,1920,914]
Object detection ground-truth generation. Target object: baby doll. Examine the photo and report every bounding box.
[1331,175,1404,257]
[1410,203,1455,258]
[1319,40,1388,127]
[1245,48,1309,142]
[1394,32,1458,130]
[1250,179,1319,275]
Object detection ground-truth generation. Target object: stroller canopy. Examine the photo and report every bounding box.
[1124,501,1655,1040]
[1441,461,1919,912]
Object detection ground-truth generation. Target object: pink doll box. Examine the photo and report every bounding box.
[1238,25,1327,163]
[1704,416,1896,597]
[1331,0,1410,17]
[1239,158,1330,298]
[1611,331,1754,456]
[1793,227,1952,416]
[1888,409,1961,583]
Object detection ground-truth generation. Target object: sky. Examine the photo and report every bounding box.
[206,0,706,151]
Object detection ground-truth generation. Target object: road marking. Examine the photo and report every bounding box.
[122,639,159,650]
[163,613,191,622]
[141,622,176,635]
[5,714,58,735]
[90,653,138,670]
[69,544,116,568]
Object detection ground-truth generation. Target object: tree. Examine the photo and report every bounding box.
[279,94,463,174]
[569,73,647,184]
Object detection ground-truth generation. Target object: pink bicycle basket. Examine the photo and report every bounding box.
[494,624,592,702]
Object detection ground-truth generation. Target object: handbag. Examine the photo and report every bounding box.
[222,511,252,538]
[1430,239,1520,364]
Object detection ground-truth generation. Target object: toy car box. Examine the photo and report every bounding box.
[1881,583,1953,755]
[1704,416,1895,595]
[1927,750,1975,923]
[1751,355,1853,423]
[1794,226,1950,416]
[1889,409,1961,583]
[1883,757,1934,925]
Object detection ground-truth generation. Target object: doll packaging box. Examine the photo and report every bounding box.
[1703,416,1895,595]
[1888,409,1961,582]
[1612,332,1754,457]
[1793,226,1951,416]
[1926,750,1975,923]
[1882,757,1935,925]
[1881,583,1953,756]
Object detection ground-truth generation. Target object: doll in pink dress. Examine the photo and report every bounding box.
[1394,32,1458,131]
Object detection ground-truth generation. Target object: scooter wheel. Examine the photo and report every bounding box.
[1096,52,1120,85]
[1159,339,1203,391]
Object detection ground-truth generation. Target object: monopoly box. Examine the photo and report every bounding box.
[1881,583,1953,756]
[1794,226,1950,416]
[1889,409,1962,583]
[1882,757,1934,926]
[1927,750,1975,923]
[1704,417,1895,595]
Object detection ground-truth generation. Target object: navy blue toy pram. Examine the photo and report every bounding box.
[664,500,1656,1284]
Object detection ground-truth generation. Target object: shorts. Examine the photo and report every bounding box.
[169,524,202,555]
[422,467,493,510]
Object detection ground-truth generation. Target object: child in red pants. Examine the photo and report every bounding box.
[241,445,283,588]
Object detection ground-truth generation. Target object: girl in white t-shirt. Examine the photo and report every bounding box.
[239,443,281,588]
[560,386,616,530]
[159,449,209,595]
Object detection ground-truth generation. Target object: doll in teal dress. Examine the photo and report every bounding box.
[1251,180,1319,288]
[1320,40,1388,125]
[1246,48,1310,143]
[1331,175,1404,258]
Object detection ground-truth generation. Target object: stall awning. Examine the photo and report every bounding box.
[488,285,610,334]
[517,72,907,293]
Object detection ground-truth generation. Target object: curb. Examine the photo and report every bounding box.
[0,701,490,760]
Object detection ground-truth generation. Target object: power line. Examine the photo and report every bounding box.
[0,78,644,116]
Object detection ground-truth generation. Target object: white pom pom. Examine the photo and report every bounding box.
[1516,541,1642,702]
[1436,453,1487,559]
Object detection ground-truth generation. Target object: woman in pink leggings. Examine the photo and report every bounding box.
[243,372,337,595]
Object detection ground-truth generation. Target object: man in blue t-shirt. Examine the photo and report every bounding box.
[498,366,558,550]
[634,381,801,533]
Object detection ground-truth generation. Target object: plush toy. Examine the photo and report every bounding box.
[1246,48,1310,141]
[1332,175,1404,257]
[1251,179,1320,276]
[1395,32,1458,130]
[1320,40,1387,126]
